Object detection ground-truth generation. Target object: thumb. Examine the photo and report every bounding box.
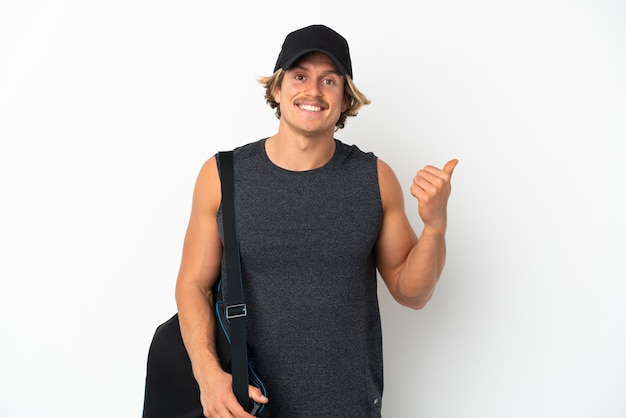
[249,385,269,404]
[443,159,459,176]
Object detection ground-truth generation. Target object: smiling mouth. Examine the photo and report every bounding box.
[297,103,325,112]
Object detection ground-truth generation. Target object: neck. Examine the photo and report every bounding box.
[265,132,336,171]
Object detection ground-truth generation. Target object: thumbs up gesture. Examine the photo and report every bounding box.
[410,159,459,232]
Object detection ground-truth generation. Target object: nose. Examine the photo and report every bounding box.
[304,79,322,97]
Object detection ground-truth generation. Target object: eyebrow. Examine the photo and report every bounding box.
[289,64,341,76]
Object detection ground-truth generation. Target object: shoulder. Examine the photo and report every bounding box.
[335,139,377,161]
[376,158,405,212]
[194,139,266,206]
[232,138,266,160]
[192,155,221,215]
[197,154,219,182]
[376,158,396,181]
[334,140,379,176]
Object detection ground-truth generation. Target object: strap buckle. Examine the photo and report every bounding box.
[226,303,247,319]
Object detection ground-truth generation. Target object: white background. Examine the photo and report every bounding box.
[1,1,625,417]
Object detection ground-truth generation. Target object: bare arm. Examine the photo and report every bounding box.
[376,158,458,309]
[174,156,266,417]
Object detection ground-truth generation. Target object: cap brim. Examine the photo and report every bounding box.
[277,49,349,76]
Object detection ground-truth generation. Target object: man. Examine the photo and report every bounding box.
[175,24,457,417]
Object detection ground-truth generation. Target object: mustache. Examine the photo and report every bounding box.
[294,98,328,108]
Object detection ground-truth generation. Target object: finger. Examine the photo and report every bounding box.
[208,405,236,418]
[443,159,459,176]
[414,167,447,191]
[248,385,269,404]
[210,395,244,418]
[413,173,438,195]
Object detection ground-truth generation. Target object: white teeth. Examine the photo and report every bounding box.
[299,104,322,112]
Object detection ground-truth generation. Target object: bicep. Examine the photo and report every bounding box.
[375,159,418,287]
[176,156,223,296]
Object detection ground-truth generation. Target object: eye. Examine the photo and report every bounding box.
[322,78,335,86]
[294,74,305,81]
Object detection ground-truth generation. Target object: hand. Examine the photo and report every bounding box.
[410,159,458,232]
[198,368,268,417]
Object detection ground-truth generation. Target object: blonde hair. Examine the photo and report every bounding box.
[258,69,371,130]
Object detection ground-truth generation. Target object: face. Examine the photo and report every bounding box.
[273,52,348,137]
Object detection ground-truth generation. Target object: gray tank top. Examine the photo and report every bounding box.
[218,138,384,417]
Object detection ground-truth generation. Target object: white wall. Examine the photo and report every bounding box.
[1,1,625,417]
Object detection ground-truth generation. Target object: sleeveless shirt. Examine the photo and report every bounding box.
[217,138,384,417]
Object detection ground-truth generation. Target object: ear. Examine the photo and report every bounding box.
[341,77,349,112]
[272,85,281,104]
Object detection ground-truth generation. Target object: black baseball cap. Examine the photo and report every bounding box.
[273,24,353,79]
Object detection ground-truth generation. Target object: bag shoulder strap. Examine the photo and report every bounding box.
[217,150,250,410]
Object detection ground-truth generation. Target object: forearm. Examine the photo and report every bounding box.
[395,225,446,309]
[175,282,223,379]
